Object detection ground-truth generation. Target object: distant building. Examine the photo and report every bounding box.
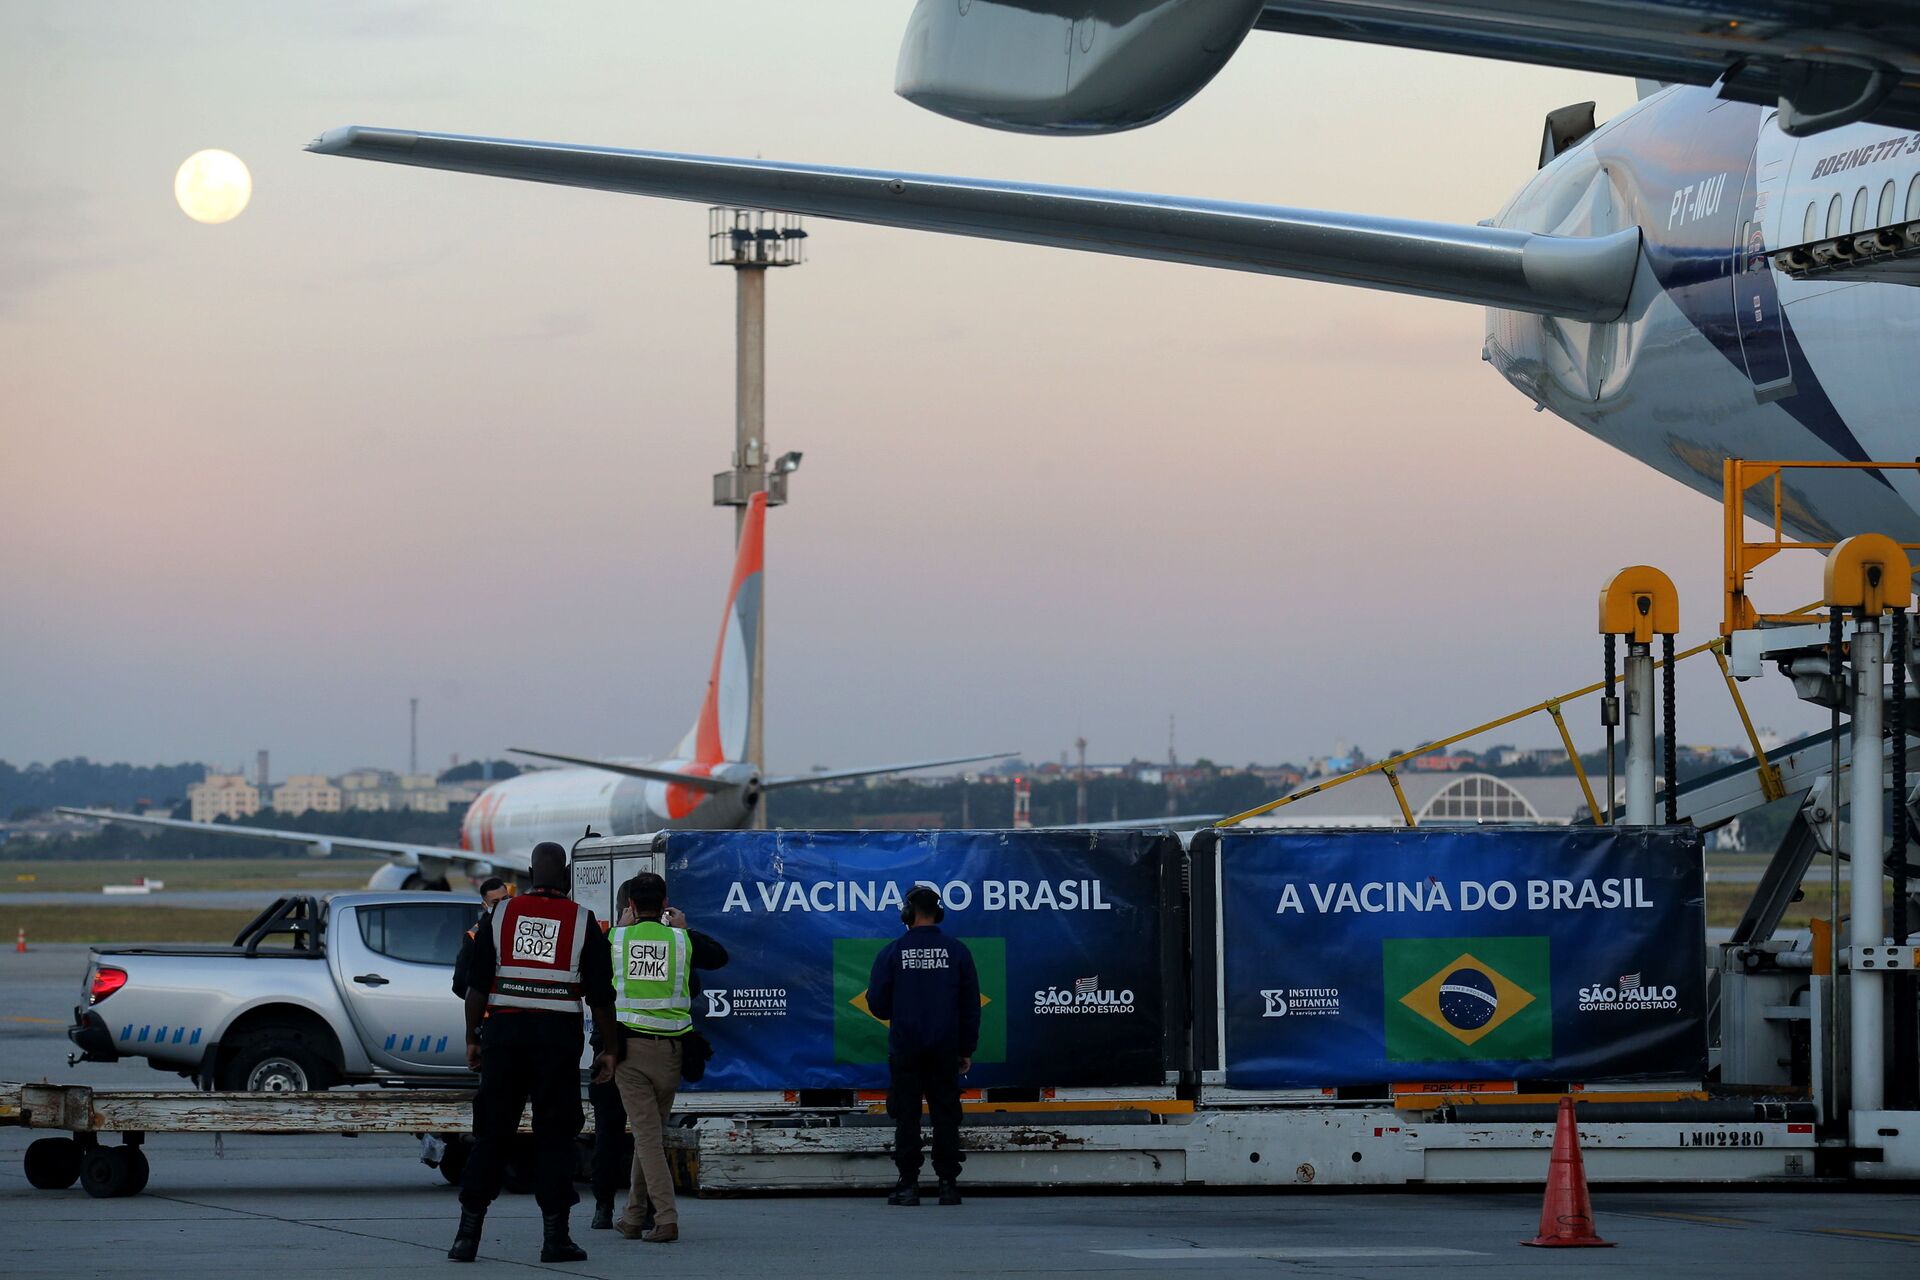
[189,774,260,823]
[1309,743,1368,778]
[332,768,454,813]
[1410,754,1475,772]
[439,781,484,807]
[272,775,343,816]
[1680,744,1748,769]
[401,786,452,814]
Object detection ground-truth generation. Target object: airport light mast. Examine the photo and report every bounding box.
[710,208,806,825]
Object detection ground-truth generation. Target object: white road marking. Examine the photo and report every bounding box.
[1096,1247,1486,1260]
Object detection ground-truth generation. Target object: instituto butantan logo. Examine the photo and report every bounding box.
[702,987,788,1018]
[1578,972,1679,1012]
[1260,987,1340,1017]
[1033,974,1135,1014]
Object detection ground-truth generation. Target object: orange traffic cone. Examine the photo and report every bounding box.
[14,928,24,953]
[1522,1096,1613,1248]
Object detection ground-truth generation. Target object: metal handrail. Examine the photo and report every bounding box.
[1723,458,1920,635]
[1217,611,1813,828]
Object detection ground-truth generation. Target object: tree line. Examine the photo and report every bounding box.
[1,758,208,821]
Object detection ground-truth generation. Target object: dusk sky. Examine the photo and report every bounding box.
[2,2,1831,778]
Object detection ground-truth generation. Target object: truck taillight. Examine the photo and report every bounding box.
[89,966,128,1004]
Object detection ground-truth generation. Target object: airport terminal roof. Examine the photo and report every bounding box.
[1239,771,1594,828]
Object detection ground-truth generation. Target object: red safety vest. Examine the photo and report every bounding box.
[487,890,592,1015]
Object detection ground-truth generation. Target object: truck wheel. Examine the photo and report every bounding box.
[501,1135,536,1194]
[437,1136,470,1186]
[80,1147,140,1198]
[122,1146,151,1195]
[24,1137,82,1190]
[572,1134,594,1183]
[218,1031,337,1093]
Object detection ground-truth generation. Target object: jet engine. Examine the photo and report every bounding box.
[896,0,1264,135]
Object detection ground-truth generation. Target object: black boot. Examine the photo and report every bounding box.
[887,1181,921,1206]
[540,1209,588,1263]
[938,1179,962,1206]
[447,1207,485,1262]
[589,1200,613,1230]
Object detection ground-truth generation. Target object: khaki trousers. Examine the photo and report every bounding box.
[613,1034,682,1230]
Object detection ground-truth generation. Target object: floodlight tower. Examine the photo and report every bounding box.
[710,209,806,823]
[1075,737,1089,825]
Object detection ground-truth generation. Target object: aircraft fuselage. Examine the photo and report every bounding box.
[1488,86,1920,544]
[457,761,760,862]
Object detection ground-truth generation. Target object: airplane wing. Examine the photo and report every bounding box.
[306,127,1638,321]
[1251,2,1920,137]
[1032,813,1221,831]
[763,751,1020,791]
[53,807,524,874]
[507,747,731,791]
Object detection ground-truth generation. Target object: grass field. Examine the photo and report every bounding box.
[0,856,385,894]
[1706,872,1892,929]
[0,903,261,945]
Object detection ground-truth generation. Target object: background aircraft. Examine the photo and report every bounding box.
[308,0,1920,551]
[65,492,1012,888]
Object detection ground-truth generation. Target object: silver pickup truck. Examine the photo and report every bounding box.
[68,891,482,1091]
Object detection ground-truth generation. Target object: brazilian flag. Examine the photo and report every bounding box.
[831,937,1007,1065]
[1383,936,1551,1064]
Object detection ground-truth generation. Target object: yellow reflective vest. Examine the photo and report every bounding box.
[609,920,692,1037]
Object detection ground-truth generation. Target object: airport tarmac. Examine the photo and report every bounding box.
[6,949,1916,1277]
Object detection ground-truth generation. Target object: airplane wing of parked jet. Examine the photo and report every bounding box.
[52,807,525,874]
[506,748,734,791]
[762,752,1022,791]
[1043,812,1222,831]
[507,747,1019,790]
[306,128,1638,322]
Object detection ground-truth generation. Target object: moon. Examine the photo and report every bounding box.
[174,149,252,224]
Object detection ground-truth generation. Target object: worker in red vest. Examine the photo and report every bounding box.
[448,842,617,1265]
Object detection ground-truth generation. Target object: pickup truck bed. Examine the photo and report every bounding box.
[70,891,481,1091]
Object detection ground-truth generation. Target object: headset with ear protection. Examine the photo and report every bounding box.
[901,885,944,927]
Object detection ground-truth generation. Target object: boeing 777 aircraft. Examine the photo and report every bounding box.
[307,1,1920,552]
[65,493,1012,888]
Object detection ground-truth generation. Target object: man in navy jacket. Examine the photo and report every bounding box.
[866,885,979,1206]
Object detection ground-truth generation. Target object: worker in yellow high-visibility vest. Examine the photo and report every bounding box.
[598,871,725,1243]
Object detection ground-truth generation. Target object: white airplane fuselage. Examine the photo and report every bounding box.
[454,759,759,861]
[1489,86,1920,544]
